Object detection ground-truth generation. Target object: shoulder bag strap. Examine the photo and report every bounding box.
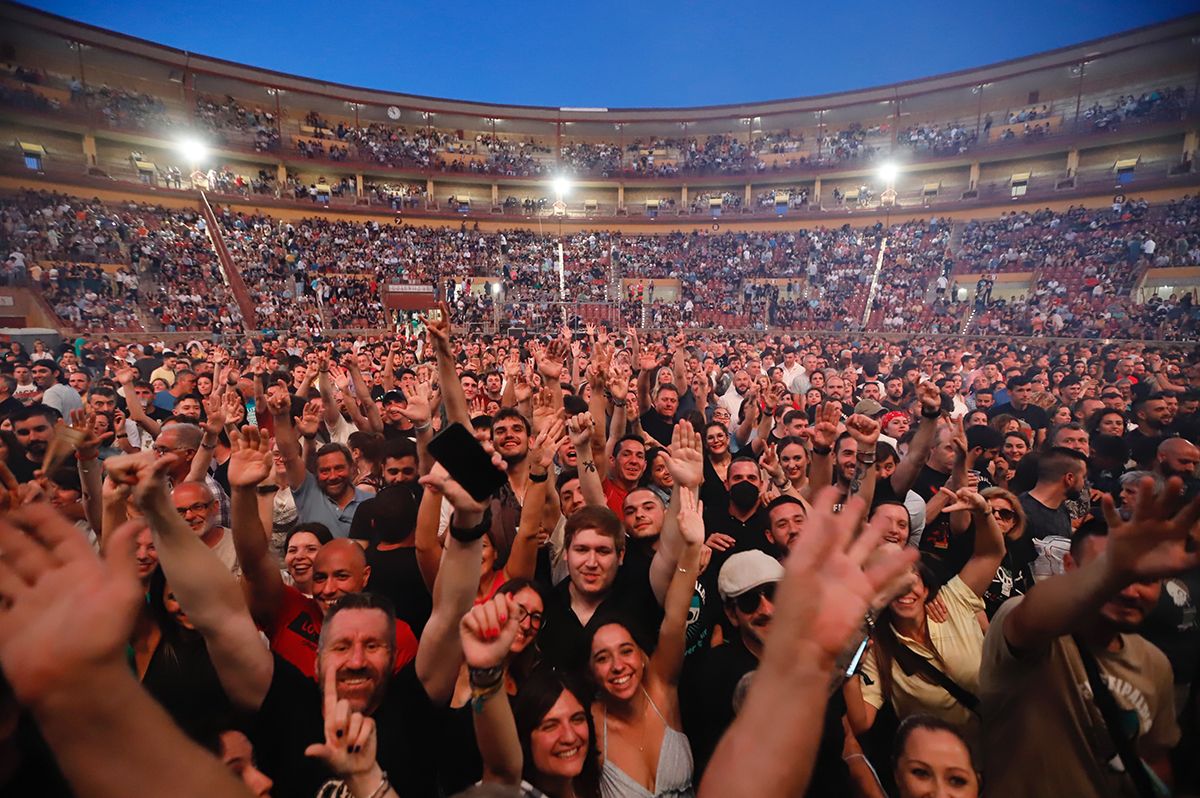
[1071,634,1157,798]
[891,641,981,715]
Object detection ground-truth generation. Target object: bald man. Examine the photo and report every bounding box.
[1156,437,1200,499]
[235,515,417,680]
[172,482,240,578]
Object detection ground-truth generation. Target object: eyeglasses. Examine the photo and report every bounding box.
[734,582,777,614]
[991,508,1016,522]
[513,603,544,632]
[175,501,213,515]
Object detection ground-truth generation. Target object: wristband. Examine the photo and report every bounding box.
[449,509,492,542]
[609,396,627,408]
[115,434,128,439]
[256,484,280,495]
[468,664,506,690]
[528,470,548,483]
[811,444,832,456]
[921,406,940,419]
[413,421,432,432]
[201,441,217,450]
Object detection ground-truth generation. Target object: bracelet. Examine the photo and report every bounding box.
[856,455,876,465]
[115,433,128,439]
[201,441,217,450]
[528,471,548,483]
[468,664,506,690]
[362,771,390,798]
[811,444,832,456]
[449,509,492,542]
[413,421,432,432]
[921,406,941,419]
[609,397,627,408]
[772,478,788,488]
[256,484,280,495]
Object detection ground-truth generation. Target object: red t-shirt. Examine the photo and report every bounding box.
[602,478,630,516]
[267,585,418,680]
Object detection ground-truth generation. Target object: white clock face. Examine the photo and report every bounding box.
[387,106,401,120]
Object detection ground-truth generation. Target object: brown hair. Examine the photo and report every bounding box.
[563,505,625,552]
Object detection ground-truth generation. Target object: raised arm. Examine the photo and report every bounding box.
[226,426,288,631]
[113,452,272,712]
[0,507,256,798]
[462,595,524,785]
[804,402,840,501]
[506,417,565,582]
[186,394,226,484]
[699,490,917,798]
[415,453,500,704]
[890,381,942,496]
[650,420,704,603]
[346,356,384,433]
[425,302,471,428]
[1001,477,1200,654]
[946,488,1006,596]
[845,413,880,509]
[648,485,703,692]
[267,385,307,491]
[568,412,606,508]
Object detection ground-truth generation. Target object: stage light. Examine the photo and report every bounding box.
[491,283,501,296]
[878,162,898,184]
[552,176,572,197]
[176,137,208,164]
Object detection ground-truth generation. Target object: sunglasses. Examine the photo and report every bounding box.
[991,508,1016,522]
[734,582,777,614]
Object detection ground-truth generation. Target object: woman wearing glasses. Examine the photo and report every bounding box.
[439,577,550,795]
[979,487,1033,618]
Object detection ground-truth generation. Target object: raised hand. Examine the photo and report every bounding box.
[265,382,291,418]
[201,393,226,436]
[419,431,506,516]
[536,339,566,381]
[809,402,842,450]
[915,380,942,417]
[0,507,143,707]
[567,411,595,449]
[296,399,322,438]
[227,426,273,488]
[941,486,987,514]
[106,451,175,510]
[768,488,919,667]
[69,408,110,461]
[607,362,631,401]
[761,442,784,484]
[529,414,567,471]
[844,414,881,447]
[305,665,382,782]
[422,301,452,350]
[223,391,246,427]
[397,383,432,426]
[460,593,520,669]
[1099,475,1200,583]
[663,420,704,489]
[677,485,705,547]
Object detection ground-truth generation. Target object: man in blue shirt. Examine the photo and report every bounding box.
[268,391,368,537]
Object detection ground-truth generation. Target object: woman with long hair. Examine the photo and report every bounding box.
[846,488,1005,744]
[978,487,1032,617]
[586,486,703,797]
[464,595,603,798]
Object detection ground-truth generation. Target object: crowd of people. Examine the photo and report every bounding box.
[0,304,1198,798]
[0,191,244,333]
[5,188,1199,342]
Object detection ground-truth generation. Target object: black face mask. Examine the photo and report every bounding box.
[729,481,760,512]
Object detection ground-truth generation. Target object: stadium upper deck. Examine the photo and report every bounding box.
[0,3,1198,223]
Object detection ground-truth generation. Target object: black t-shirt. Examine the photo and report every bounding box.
[682,638,852,796]
[987,401,1049,433]
[912,465,975,583]
[537,546,662,672]
[7,452,38,485]
[1018,492,1071,540]
[252,655,438,798]
[364,544,433,639]
[0,395,23,421]
[639,410,676,447]
[983,537,1037,618]
[141,626,233,742]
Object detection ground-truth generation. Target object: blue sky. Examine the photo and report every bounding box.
[24,0,1199,107]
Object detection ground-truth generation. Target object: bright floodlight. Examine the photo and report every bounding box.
[878,162,899,184]
[177,137,208,164]
[491,283,501,296]
[552,176,572,197]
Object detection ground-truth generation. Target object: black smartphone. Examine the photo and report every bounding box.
[427,422,508,502]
